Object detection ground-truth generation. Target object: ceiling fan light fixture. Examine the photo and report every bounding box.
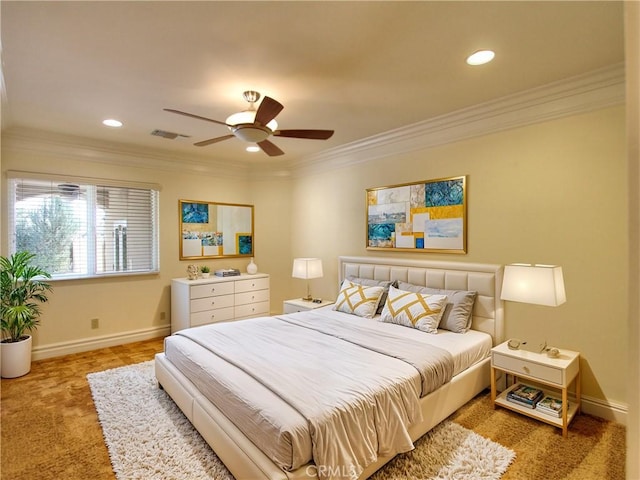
[225,110,278,132]
[232,125,271,143]
[466,49,495,66]
[246,145,260,153]
[164,90,332,156]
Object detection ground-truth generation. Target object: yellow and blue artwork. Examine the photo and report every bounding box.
[366,176,467,254]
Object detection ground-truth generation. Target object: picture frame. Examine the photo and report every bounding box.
[179,199,254,260]
[366,175,467,254]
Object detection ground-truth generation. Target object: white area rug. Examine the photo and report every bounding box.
[88,361,515,480]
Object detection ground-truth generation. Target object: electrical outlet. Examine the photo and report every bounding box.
[91,318,99,329]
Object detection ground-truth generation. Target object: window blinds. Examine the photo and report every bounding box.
[7,175,159,279]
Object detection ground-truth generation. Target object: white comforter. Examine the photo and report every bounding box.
[176,312,454,480]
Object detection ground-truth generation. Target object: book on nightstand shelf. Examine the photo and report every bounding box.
[507,384,544,408]
[536,395,566,417]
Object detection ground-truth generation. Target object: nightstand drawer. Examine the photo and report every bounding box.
[493,353,563,385]
[283,299,334,313]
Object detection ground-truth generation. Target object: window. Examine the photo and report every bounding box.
[7,173,160,279]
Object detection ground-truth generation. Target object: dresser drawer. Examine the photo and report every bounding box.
[235,300,270,319]
[190,282,235,299]
[235,277,270,293]
[235,289,270,306]
[493,353,563,385]
[190,306,235,326]
[190,294,235,313]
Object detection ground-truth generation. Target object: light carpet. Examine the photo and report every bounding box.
[87,361,515,480]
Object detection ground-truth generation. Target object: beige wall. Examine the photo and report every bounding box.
[625,1,640,476]
[290,106,628,406]
[1,104,628,413]
[0,148,264,351]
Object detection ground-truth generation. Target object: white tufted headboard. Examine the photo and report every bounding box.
[338,256,504,345]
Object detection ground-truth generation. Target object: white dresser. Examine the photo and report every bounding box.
[171,273,270,333]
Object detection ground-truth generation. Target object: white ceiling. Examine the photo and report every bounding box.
[0,1,625,168]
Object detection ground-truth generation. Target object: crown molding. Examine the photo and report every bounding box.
[2,64,625,180]
[1,128,253,179]
[291,64,625,177]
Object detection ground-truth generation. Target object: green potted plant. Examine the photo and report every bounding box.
[1,251,52,378]
[200,265,211,278]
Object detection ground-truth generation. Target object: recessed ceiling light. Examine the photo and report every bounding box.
[246,145,260,153]
[466,50,495,66]
[102,119,123,128]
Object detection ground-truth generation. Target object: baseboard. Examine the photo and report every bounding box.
[581,394,628,426]
[31,325,171,361]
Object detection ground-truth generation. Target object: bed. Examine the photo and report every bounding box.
[155,256,504,479]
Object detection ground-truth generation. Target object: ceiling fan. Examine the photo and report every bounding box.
[164,91,334,157]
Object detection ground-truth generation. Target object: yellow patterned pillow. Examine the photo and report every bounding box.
[380,285,448,334]
[333,280,385,318]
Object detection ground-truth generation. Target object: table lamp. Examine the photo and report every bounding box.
[500,263,566,355]
[292,258,323,301]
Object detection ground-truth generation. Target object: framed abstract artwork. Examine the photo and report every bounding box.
[366,175,467,254]
[179,200,254,260]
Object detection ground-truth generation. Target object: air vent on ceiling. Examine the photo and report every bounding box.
[151,129,191,140]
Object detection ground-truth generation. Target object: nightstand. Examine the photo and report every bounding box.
[490,341,581,437]
[283,298,334,314]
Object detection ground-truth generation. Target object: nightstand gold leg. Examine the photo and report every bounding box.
[490,367,497,407]
[576,370,582,414]
[562,387,568,437]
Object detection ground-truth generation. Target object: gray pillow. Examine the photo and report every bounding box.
[397,281,477,333]
[346,276,398,314]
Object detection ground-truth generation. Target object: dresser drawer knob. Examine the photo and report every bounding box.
[211,301,215,305]
[211,288,216,293]
[522,366,530,374]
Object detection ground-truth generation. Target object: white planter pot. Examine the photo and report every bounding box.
[1,335,33,378]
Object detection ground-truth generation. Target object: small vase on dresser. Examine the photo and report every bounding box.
[246,257,258,275]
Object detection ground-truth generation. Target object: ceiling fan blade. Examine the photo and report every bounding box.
[257,139,285,156]
[274,129,334,140]
[164,108,230,127]
[254,96,284,126]
[194,134,235,147]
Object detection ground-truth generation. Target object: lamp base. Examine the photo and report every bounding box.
[301,295,313,302]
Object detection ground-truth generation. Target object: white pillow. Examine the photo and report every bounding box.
[333,280,385,318]
[380,285,448,334]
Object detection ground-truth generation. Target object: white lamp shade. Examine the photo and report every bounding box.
[501,264,566,307]
[292,258,323,279]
